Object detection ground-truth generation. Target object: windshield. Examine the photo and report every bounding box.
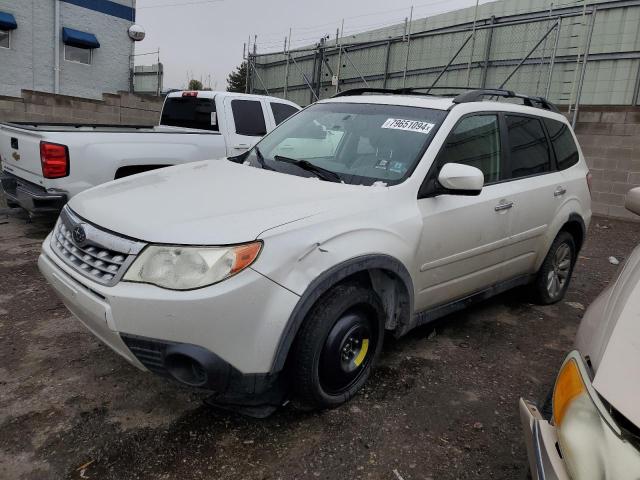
[240,102,447,185]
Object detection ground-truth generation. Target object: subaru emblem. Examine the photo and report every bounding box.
[72,224,87,245]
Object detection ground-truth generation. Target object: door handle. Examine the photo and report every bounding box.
[554,186,567,197]
[233,144,249,149]
[495,201,514,212]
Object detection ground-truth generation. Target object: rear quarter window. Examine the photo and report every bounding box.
[160,97,218,131]
[505,115,551,179]
[543,118,580,170]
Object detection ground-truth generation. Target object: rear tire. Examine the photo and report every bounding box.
[531,231,576,305]
[290,283,385,410]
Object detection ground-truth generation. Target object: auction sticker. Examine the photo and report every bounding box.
[381,118,435,134]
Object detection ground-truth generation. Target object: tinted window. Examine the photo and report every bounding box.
[160,97,218,131]
[544,118,579,170]
[506,115,551,179]
[438,115,502,184]
[271,102,299,125]
[232,100,267,136]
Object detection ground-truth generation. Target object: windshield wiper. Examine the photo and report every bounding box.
[254,146,275,171]
[274,155,342,183]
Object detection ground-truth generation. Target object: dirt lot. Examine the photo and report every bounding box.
[1,210,638,480]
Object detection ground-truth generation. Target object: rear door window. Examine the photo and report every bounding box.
[543,118,580,170]
[270,102,299,125]
[505,115,551,179]
[160,97,218,131]
[437,115,502,184]
[231,99,267,136]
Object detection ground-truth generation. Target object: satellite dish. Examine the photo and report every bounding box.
[128,24,146,41]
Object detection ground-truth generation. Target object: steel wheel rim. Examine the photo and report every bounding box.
[319,309,376,395]
[547,242,572,298]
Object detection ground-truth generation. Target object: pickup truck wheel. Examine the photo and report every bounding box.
[532,231,576,305]
[291,283,385,410]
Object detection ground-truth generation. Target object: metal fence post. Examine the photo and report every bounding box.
[335,20,344,94]
[545,16,561,99]
[466,0,480,86]
[633,60,640,106]
[382,40,392,88]
[283,34,290,99]
[402,6,413,88]
[480,16,495,88]
[572,7,596,128]
[245,54,251,94]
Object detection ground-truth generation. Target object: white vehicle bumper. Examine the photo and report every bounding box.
[519,398,571,480]
[39,235,300,399]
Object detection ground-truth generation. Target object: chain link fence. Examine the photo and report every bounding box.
[248,1,640,120]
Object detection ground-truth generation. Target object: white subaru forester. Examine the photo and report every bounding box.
[39,88,592,411]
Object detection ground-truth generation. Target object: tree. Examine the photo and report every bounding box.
[226,62,247,93]
[188,79,203,90]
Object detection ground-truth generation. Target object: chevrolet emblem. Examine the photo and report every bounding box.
[11,151,20,161]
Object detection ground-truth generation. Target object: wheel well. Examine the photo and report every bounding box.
[560,219,585,252]
[114,164,172,180]
[271,256,414,374]
[312,268,411,333]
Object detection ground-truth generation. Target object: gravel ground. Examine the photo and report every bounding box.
[1,210,639,480]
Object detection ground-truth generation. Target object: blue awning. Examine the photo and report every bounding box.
[62,27,100,49]
[0,12,17,30]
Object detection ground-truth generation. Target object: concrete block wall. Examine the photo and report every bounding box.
[0,89,162,125]
[575,106,640,221]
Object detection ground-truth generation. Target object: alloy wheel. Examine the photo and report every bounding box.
[546,242,572,299]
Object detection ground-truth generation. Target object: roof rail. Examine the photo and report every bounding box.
[333,86,480,98]
[332,87,560,113]
[451,89,560,113]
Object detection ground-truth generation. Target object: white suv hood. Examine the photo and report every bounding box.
[576,244,640,427]
[68,160,365,245]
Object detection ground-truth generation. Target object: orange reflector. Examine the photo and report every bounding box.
[230,242,262,274]
[553,358,586,426]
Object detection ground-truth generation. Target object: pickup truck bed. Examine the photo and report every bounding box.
[0,90,301,214]
[0,122,225,213]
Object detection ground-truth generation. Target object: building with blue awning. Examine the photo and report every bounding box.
[0,0,139,99]
[0,11,17,31]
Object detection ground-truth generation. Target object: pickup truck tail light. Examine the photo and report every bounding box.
[40,142,69,179]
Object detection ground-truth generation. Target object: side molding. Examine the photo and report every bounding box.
[269,254,414,373]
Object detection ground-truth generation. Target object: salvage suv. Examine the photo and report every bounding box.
[38,87,592,411]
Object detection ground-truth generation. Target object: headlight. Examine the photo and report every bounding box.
[552,352,640,479]
[123,242,262,290]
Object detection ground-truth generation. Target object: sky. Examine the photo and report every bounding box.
[135,0,492,91]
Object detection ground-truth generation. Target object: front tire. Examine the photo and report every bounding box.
[290,283,385,409]
[531,231,576,305]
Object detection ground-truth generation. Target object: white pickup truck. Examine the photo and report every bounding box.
[0,91,300,213]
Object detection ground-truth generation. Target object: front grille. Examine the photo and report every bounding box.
[51,207,145,286]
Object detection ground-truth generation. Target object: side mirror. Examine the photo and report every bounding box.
[626,187,640,216]
[435,163,484,196]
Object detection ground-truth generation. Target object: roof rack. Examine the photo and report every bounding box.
[332,87,560,113]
